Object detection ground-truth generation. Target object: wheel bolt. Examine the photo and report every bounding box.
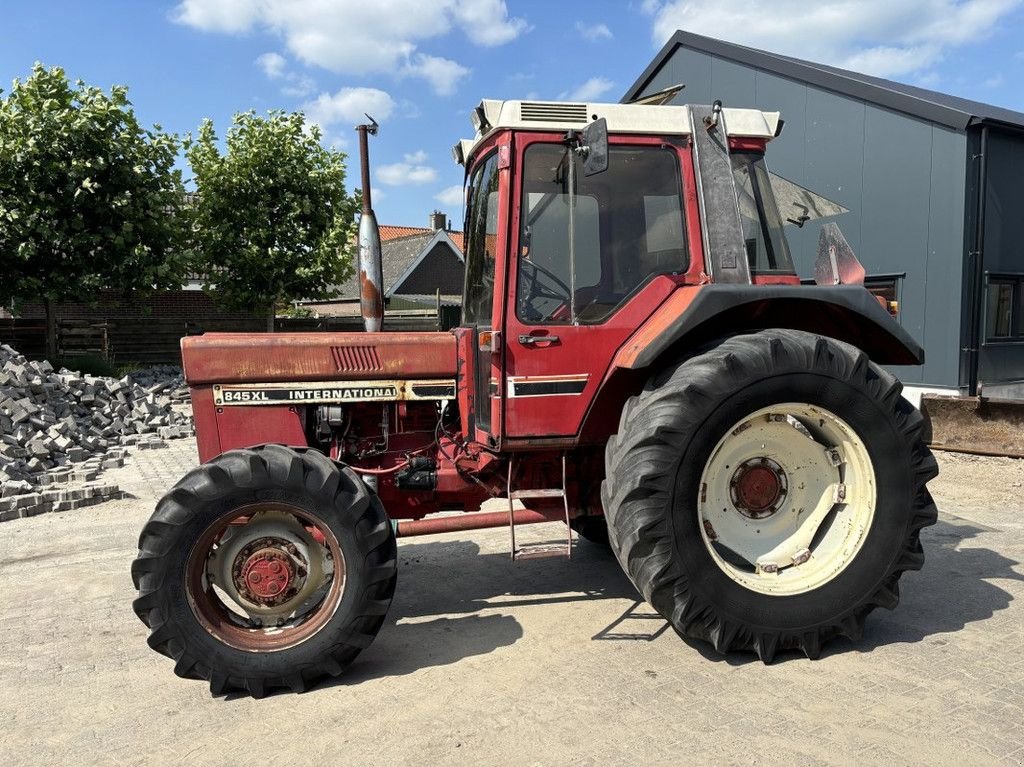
[792,548,812,566]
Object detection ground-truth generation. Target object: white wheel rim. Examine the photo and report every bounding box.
[697,403,876,596]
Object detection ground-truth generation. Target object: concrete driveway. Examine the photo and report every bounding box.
[1,440,1023,766]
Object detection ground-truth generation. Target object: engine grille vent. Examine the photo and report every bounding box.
[331,345,382,372]
[519,102,589,124]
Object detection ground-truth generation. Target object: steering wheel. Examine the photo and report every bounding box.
[518,259,572,321]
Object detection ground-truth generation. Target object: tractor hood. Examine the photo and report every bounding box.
[181,332,457,385]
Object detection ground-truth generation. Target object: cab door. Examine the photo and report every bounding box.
[501,133,700,442]
[460,137,511,445]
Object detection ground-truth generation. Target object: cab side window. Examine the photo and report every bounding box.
[517,143,687,324]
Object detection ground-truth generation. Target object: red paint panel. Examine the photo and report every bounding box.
[453,327,476,437]
[612,286,702,370]
[181,331,456,385]
[190,386,221,463]
[729,137,768,152]
[213,405,309,456]
[680,140,707,282]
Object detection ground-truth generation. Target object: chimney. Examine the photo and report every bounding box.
[429,210,447,231]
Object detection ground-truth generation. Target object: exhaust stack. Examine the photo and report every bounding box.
[356,115,383,332]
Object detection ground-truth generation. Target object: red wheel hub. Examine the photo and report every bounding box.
[730,458,788,519]
[239,548,294,603]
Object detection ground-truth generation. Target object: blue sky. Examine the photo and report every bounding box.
[3,1,1023,228]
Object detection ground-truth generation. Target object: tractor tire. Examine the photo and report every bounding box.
[601,329,937,662]
[131,444,397,697]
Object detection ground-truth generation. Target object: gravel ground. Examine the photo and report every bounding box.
[1,442,1022,766]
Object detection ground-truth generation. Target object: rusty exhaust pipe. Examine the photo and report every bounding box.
[356,114,383,333]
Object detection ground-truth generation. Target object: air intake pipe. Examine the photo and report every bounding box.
[356,115,383,332]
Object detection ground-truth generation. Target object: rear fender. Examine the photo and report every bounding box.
[613,284,923,371]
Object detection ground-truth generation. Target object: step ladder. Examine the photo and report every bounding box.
[506,454,572,561]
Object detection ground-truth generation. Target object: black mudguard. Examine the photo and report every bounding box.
[628,285,924,369]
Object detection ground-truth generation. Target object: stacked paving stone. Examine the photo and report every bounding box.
[0,344,193,521]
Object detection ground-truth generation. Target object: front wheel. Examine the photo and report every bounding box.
[131,445,397,697]
[601,330,937,662]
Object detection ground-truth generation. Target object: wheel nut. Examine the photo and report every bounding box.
[792,548,812,566]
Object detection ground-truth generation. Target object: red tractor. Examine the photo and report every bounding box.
[132,98,937,697]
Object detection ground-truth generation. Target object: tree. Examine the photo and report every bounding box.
[186,111,359,330]
[0,64,188,360]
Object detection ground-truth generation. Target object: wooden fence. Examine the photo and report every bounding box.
[0,306,459,366]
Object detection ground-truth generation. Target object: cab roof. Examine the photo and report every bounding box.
[453,98,782,166]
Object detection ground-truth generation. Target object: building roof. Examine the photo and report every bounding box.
[320,229,464,302]
[622,30,1024,133]
[381,225,464,251]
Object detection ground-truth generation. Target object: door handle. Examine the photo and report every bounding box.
[519,334,560,345]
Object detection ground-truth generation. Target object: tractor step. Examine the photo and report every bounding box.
[512,545,572,561]
[509,488,565,500]
[506,454,572,561]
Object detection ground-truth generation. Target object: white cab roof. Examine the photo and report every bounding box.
[455,98,782,165]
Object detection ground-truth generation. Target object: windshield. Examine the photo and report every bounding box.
[731,152,795,274]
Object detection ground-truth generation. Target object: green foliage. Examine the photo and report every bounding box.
[56,353,119,378]
[0,64,188,306]
[278,302,315,319]
[186,110,358,312]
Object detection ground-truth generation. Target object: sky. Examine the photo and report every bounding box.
[2,0,1023,229]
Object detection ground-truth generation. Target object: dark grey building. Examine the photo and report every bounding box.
[624,31,1024,398]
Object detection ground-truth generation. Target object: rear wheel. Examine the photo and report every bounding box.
[601,329,937,661]
[131,444,397,697]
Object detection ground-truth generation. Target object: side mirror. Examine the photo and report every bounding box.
[582,117,608,176]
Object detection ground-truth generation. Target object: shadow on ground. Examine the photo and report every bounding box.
[324,536,638,687]
[309,511,1022,689]
[686,515,1023,665]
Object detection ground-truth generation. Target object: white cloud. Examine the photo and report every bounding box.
[435,185,465,206]
[561,77,616,102]
[256,51,287,79]
[303,87,396,132]
[174,0,527,80]
[256,51,316,97]
[452,0,530,45]
[172,0,261,32]
[401,53,471,97]
[576,21,613,41]
[641,0,1020,78]
[377,151,438,185]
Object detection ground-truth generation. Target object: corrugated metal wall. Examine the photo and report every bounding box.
[638,48,968,387]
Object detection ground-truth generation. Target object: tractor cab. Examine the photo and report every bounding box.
[451,99,797,449]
